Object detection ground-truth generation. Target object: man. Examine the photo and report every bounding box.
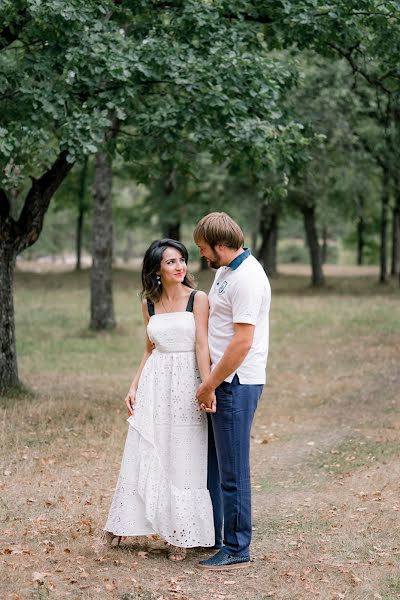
[193,212,271,570]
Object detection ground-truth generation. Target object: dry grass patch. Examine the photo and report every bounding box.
[1,269,400,599]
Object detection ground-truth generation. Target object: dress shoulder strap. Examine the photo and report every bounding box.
[185,290,197,313]
[146,298,155,317]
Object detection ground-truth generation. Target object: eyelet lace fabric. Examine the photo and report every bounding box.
[104,312,215,547]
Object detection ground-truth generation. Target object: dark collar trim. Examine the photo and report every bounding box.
[228,248,251,270]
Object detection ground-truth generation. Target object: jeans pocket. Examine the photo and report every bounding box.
[219,380,232,396]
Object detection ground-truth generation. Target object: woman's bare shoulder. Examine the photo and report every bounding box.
[193,289,209,308]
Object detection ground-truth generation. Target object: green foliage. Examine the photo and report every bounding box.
[0,0,308,190]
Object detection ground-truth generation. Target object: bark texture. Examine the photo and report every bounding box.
[90,152,116,330]
[0,238,18,391]
[76,158,88,271]
[390,189,400,277]
[379,167,390,284]
[301,203,325,287]
[257,205,278,276]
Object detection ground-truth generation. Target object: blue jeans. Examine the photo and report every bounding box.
[207,375,263,557]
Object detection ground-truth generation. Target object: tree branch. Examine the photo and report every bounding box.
[15,149,74,254]
[327,42,391,94]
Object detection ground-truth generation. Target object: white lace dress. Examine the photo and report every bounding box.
[104,304,215,548]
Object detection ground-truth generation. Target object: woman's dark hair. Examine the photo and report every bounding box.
[140,239,195,303]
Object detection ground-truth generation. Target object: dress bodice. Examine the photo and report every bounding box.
[147,312,196,353]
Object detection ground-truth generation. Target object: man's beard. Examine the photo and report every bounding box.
[208,250,221,269]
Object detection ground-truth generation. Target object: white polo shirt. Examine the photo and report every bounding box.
[208,249,271,385]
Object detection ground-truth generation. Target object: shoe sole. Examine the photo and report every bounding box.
[196,561,250,570]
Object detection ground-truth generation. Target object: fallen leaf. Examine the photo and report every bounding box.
[32,572,51,583]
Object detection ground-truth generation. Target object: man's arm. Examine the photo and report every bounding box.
[196,322,255,407]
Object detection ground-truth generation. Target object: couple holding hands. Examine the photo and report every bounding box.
[102,212,271,571]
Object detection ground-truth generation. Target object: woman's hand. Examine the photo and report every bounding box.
[200,392,216,414]
[125,388,136,416]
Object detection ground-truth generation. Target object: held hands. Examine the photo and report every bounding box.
[200,394,216,413]
[196,381,217,414]
[125,387,136,416]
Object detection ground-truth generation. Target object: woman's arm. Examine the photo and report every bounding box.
[193,291,216,412]
[125,302,154,416]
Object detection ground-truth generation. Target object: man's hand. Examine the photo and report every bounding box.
[196,380,216,412]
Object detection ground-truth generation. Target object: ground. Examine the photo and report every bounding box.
[1,266,399,600]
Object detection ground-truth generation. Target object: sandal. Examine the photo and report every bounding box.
[166,544,187,561]
[94,531,122,554]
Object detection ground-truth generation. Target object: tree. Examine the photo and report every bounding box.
[0,1,306,393]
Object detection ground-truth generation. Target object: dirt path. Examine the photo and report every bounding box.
[1,277,400,600]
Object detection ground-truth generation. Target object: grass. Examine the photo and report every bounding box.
[313,438,400,474]
[1,266,399,600]
[382,576,400,599]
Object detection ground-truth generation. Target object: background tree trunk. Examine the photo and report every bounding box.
[123,231,134,263]
[379,167,390,284]
[301,203,325,287]
[90,152,116,330]
[76,158,88,271]
[199,256,208,271]
[162,222,181,240]
[257,204,278,276]
[357,216,365,266]
[0,238,18,392]
[390,189,400,277]
[161,167,180,240]
[355,195,365,266]
[321,225,328,264]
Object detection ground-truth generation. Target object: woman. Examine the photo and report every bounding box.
[102,239,215,561]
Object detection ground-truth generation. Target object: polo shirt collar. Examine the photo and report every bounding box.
[227,247,251,270]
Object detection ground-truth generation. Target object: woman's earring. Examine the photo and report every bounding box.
[156,275,161,286]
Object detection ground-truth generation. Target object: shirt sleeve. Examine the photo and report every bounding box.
[230,279,264,325]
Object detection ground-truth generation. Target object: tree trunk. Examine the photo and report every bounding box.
[160,166,181,241]
[199,256,208,271]
[0,151,73,394]
[357,216,365,266]
[123,231,134,263]
[0,239,18,393]
[390,189,400,277]
[90,152,116,330]
[379,167,390,284]
[162,222,181,240]
[321,225,328,264]
[257,204,278,276]
[301,203,325,287]
[76,158,88,271]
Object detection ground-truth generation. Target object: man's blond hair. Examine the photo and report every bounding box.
[193,212,244,250]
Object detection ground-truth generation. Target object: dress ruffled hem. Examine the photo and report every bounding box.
[104,414,214,547]
[126,416,214,547]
